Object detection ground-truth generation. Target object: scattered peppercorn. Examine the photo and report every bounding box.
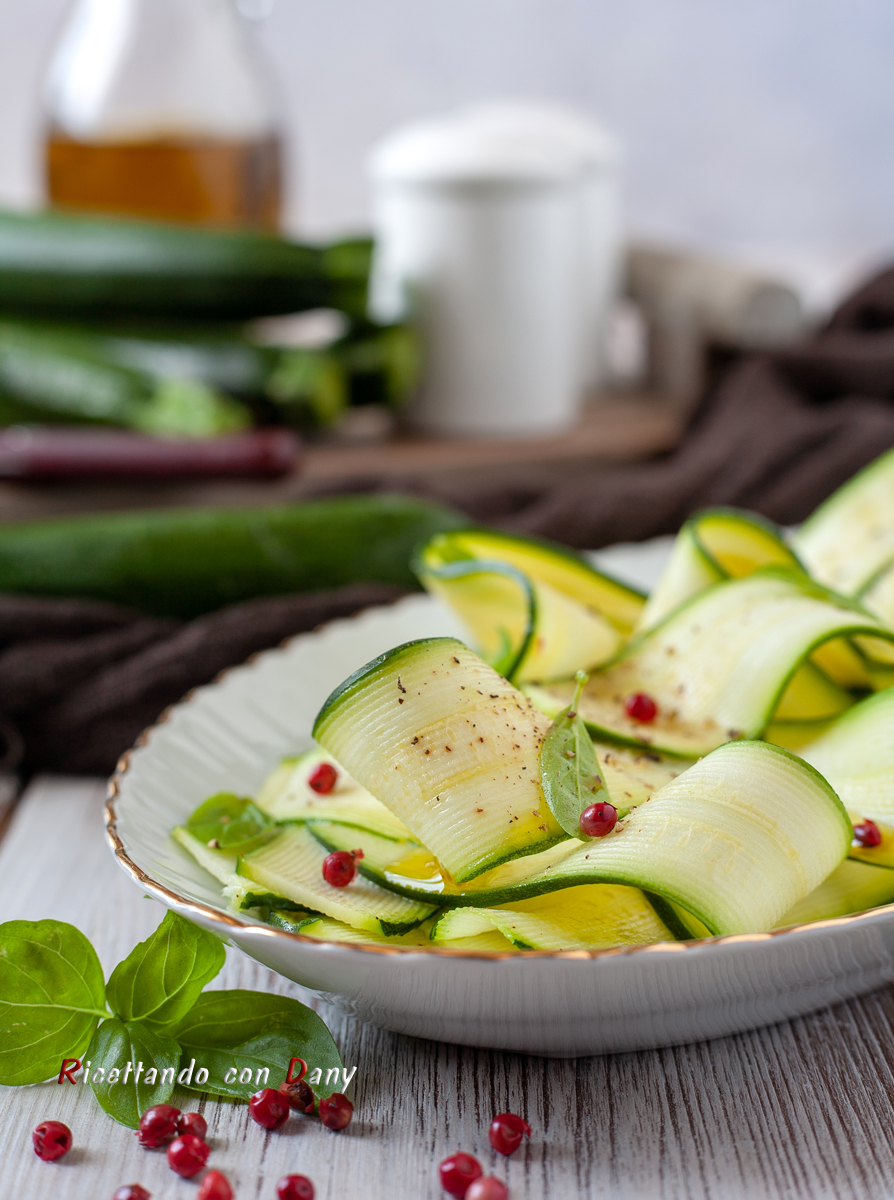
[318,1092,353,1131]
[167,1134,210,1178]
[32,1121,72,1162]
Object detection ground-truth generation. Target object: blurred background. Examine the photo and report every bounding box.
[1,0,891,306]
[1,0,894,778]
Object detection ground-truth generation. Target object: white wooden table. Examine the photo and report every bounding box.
[3,777,894,1200]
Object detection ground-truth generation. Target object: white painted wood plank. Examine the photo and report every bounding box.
[1,778,894,1200]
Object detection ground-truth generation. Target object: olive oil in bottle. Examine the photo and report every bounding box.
[43,0,283,231]
[46,133,282,230]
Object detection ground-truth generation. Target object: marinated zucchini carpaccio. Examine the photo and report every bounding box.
[173,447,894,953]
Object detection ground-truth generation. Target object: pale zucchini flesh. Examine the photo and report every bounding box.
[417,558,621,683]
[268,911,436,946]
[794,445,894,594]
[424,930,519,952]
[860,559,894,629]
[847,820,894,870]
[237,824,435,934]
[800,687,894,823]
[173,826,241,887]
[520,740,851,936]
[772,662,854,721]
[638,508,799,632]
[529,571,894,757]
[256,748,413,840]
[307,819,581,907]
[594,742,693,812]
[173,826,318,916]
[430,884,675,951]
[417,528,646,634]
[313,638,565,882]
[311,741,851,935]
[764,717,839,752]
[776,858,894,926]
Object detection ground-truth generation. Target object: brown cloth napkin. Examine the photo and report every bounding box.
[380,267,894,547]
[4,265,894,778]
[0,585,408,777]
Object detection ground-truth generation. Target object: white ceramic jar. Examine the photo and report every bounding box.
[459,102,622,394]
[369,111,603,437]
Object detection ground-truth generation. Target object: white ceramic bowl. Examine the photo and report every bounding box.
[107,574,894,1057]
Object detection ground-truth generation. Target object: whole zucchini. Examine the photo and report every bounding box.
[0,320,250,436]
[0,495,467,618]
[0,317,418,435]
[0,210,368,321]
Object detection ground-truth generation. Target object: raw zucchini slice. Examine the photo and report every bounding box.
[172,826,316,914]
[256,748,413,840]
[638,508,801,632]
[524,740,850,936]
[594,742,693,810]
[764,717,839,752]
[313,638,565,882]
[415,558,621,683]
[236,825,435,934]
[313,742,851,935]
[794,445,894,594]
[776,859,894,926]
[527,570,894,757]
[306,819,580,906]
[771,662,854,722]
[417,528,646,634]
[424,930,519,952]
[859,559,894,628]
[800,687,894,822]
[430,884,675,951]
[169,830,319,912]
[847,820,894,869]
[173,826,241,887]
[267,911,435,946]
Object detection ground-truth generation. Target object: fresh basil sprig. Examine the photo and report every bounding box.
[87,1017,181,1127]
[540,671,611,839]
[170,991,343,1102]
[0,911,344,1128]
[106,909,226,1030]
[186,793,278,855]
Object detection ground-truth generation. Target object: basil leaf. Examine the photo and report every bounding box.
[540,673,609,839]
[186,793,278,854]
[0,919,108,1085]
[87,1016,181,1128]
[106,910,225,1031]
[170,989,343,1101]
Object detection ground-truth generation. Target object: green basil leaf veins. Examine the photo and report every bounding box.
[0,919,108,1085]
[186,793,278,855]
[540,672,610,839]
[106,910,225,1031]
[169,990,344,1101]
[87,1016,181,1128]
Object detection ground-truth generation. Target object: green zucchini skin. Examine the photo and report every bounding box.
[637,506,803,632]
[313,637,565,882]
[72,322,274,398]
[1,318,419,433]
[801,686,894,823]
[0,210,362,321]
[0,495,467,618]
[308,740,851,934]
[529,569,894,758]
[0,319,250,434]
